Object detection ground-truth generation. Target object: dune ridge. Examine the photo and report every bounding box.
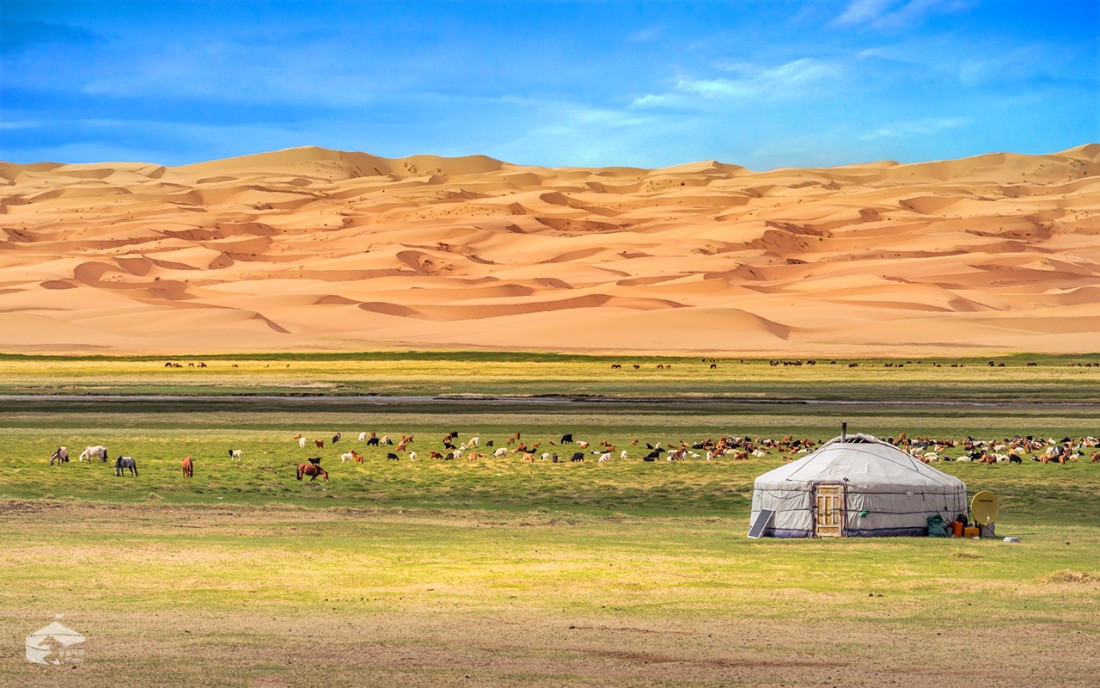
[1,144,1099,355]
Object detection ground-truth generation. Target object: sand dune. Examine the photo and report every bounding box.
[1,144,1099,355]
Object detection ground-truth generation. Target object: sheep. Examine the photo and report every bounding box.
[358,432,368,441]
[494,448,509,457]
[408,451,418,461]
[620,450,629,460]
[299,437,307,448]
[597,452,612,463]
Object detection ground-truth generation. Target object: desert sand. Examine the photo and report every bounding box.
[1,144,1098,355]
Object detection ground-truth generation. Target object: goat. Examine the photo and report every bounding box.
[228,449,242,460]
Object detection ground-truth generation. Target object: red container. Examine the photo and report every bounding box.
[951,521,964,537]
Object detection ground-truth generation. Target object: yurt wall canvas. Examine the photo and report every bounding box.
[750,434,967,538]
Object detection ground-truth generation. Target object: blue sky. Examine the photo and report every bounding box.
[1,0,1097,169]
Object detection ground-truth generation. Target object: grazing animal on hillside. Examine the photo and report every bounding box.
[114,456,138,477]
[560,433,573,444]
[332,433,341,445]
[570,452,585,462]
[407,451,418,461]
[494,448,509,457]
[359,432,367,441]
[598,452,612,463]
[314,439,325,449]
[341,451,362,464]
[366,435,380,446]
[79,446,108,463]
[182,456,193,478]
[620,450,629,460]
[49,446,69,465]
[228,449,242,460]
[299,437,307,448]
[643,448,665,462]
[379,435,392,445]
[429,450,444,460]
[386,452,400,461]
[296,463,328,481]
[523,452,535,463]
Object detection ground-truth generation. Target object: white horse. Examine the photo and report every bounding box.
[79,445,108,462]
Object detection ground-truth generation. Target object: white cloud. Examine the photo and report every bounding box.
[832,0,973,31]
[860,116,970,141]
[833,0,902,27]
[631,58,841,109]
[0,120,40,131]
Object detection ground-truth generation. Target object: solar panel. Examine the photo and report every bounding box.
[747,509,775,539]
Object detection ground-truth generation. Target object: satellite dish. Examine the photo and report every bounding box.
[970,491,1000,525]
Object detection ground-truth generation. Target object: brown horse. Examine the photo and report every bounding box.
[182,456,193,478]
[296,463,328,481]
[314,439,325,449]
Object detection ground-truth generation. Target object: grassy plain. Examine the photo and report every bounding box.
[1,354,1098,687]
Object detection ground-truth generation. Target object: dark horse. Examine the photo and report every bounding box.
[114,456,138,477]
[296,463,328,481]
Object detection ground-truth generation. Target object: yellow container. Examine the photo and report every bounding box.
[963,527,980,538]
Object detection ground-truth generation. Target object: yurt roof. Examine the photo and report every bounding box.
[753,433,965,490]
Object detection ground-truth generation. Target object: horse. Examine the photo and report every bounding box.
[228,449,242,460]
[182,456,193,478]
[296,463,328,481]
[314,439,325,449]
[49,446,69,465]
[114,456,138,477]
[79,446,108,463]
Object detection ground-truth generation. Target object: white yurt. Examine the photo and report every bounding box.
[749,432,967,538]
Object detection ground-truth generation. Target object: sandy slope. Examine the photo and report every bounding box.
[1,144,1098,355]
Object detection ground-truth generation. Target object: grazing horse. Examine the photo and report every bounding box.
[79,446,108,463]
[296,463,328,481]
[182,456,194,478]
[114,456,138,477]
[49,446,69,465]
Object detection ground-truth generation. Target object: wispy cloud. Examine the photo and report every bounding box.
[631,58,841,109]
[860,116,969,140]
[832,0,973,31]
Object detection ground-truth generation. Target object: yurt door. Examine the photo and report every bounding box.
[813,482,845,537]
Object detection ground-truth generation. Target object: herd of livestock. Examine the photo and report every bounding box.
[43,429,1100,482]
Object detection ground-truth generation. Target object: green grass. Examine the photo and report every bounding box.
[1,359,1099,686]
[2,351,1100,401]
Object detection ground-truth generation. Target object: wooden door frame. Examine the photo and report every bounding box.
[811,481,847,538]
